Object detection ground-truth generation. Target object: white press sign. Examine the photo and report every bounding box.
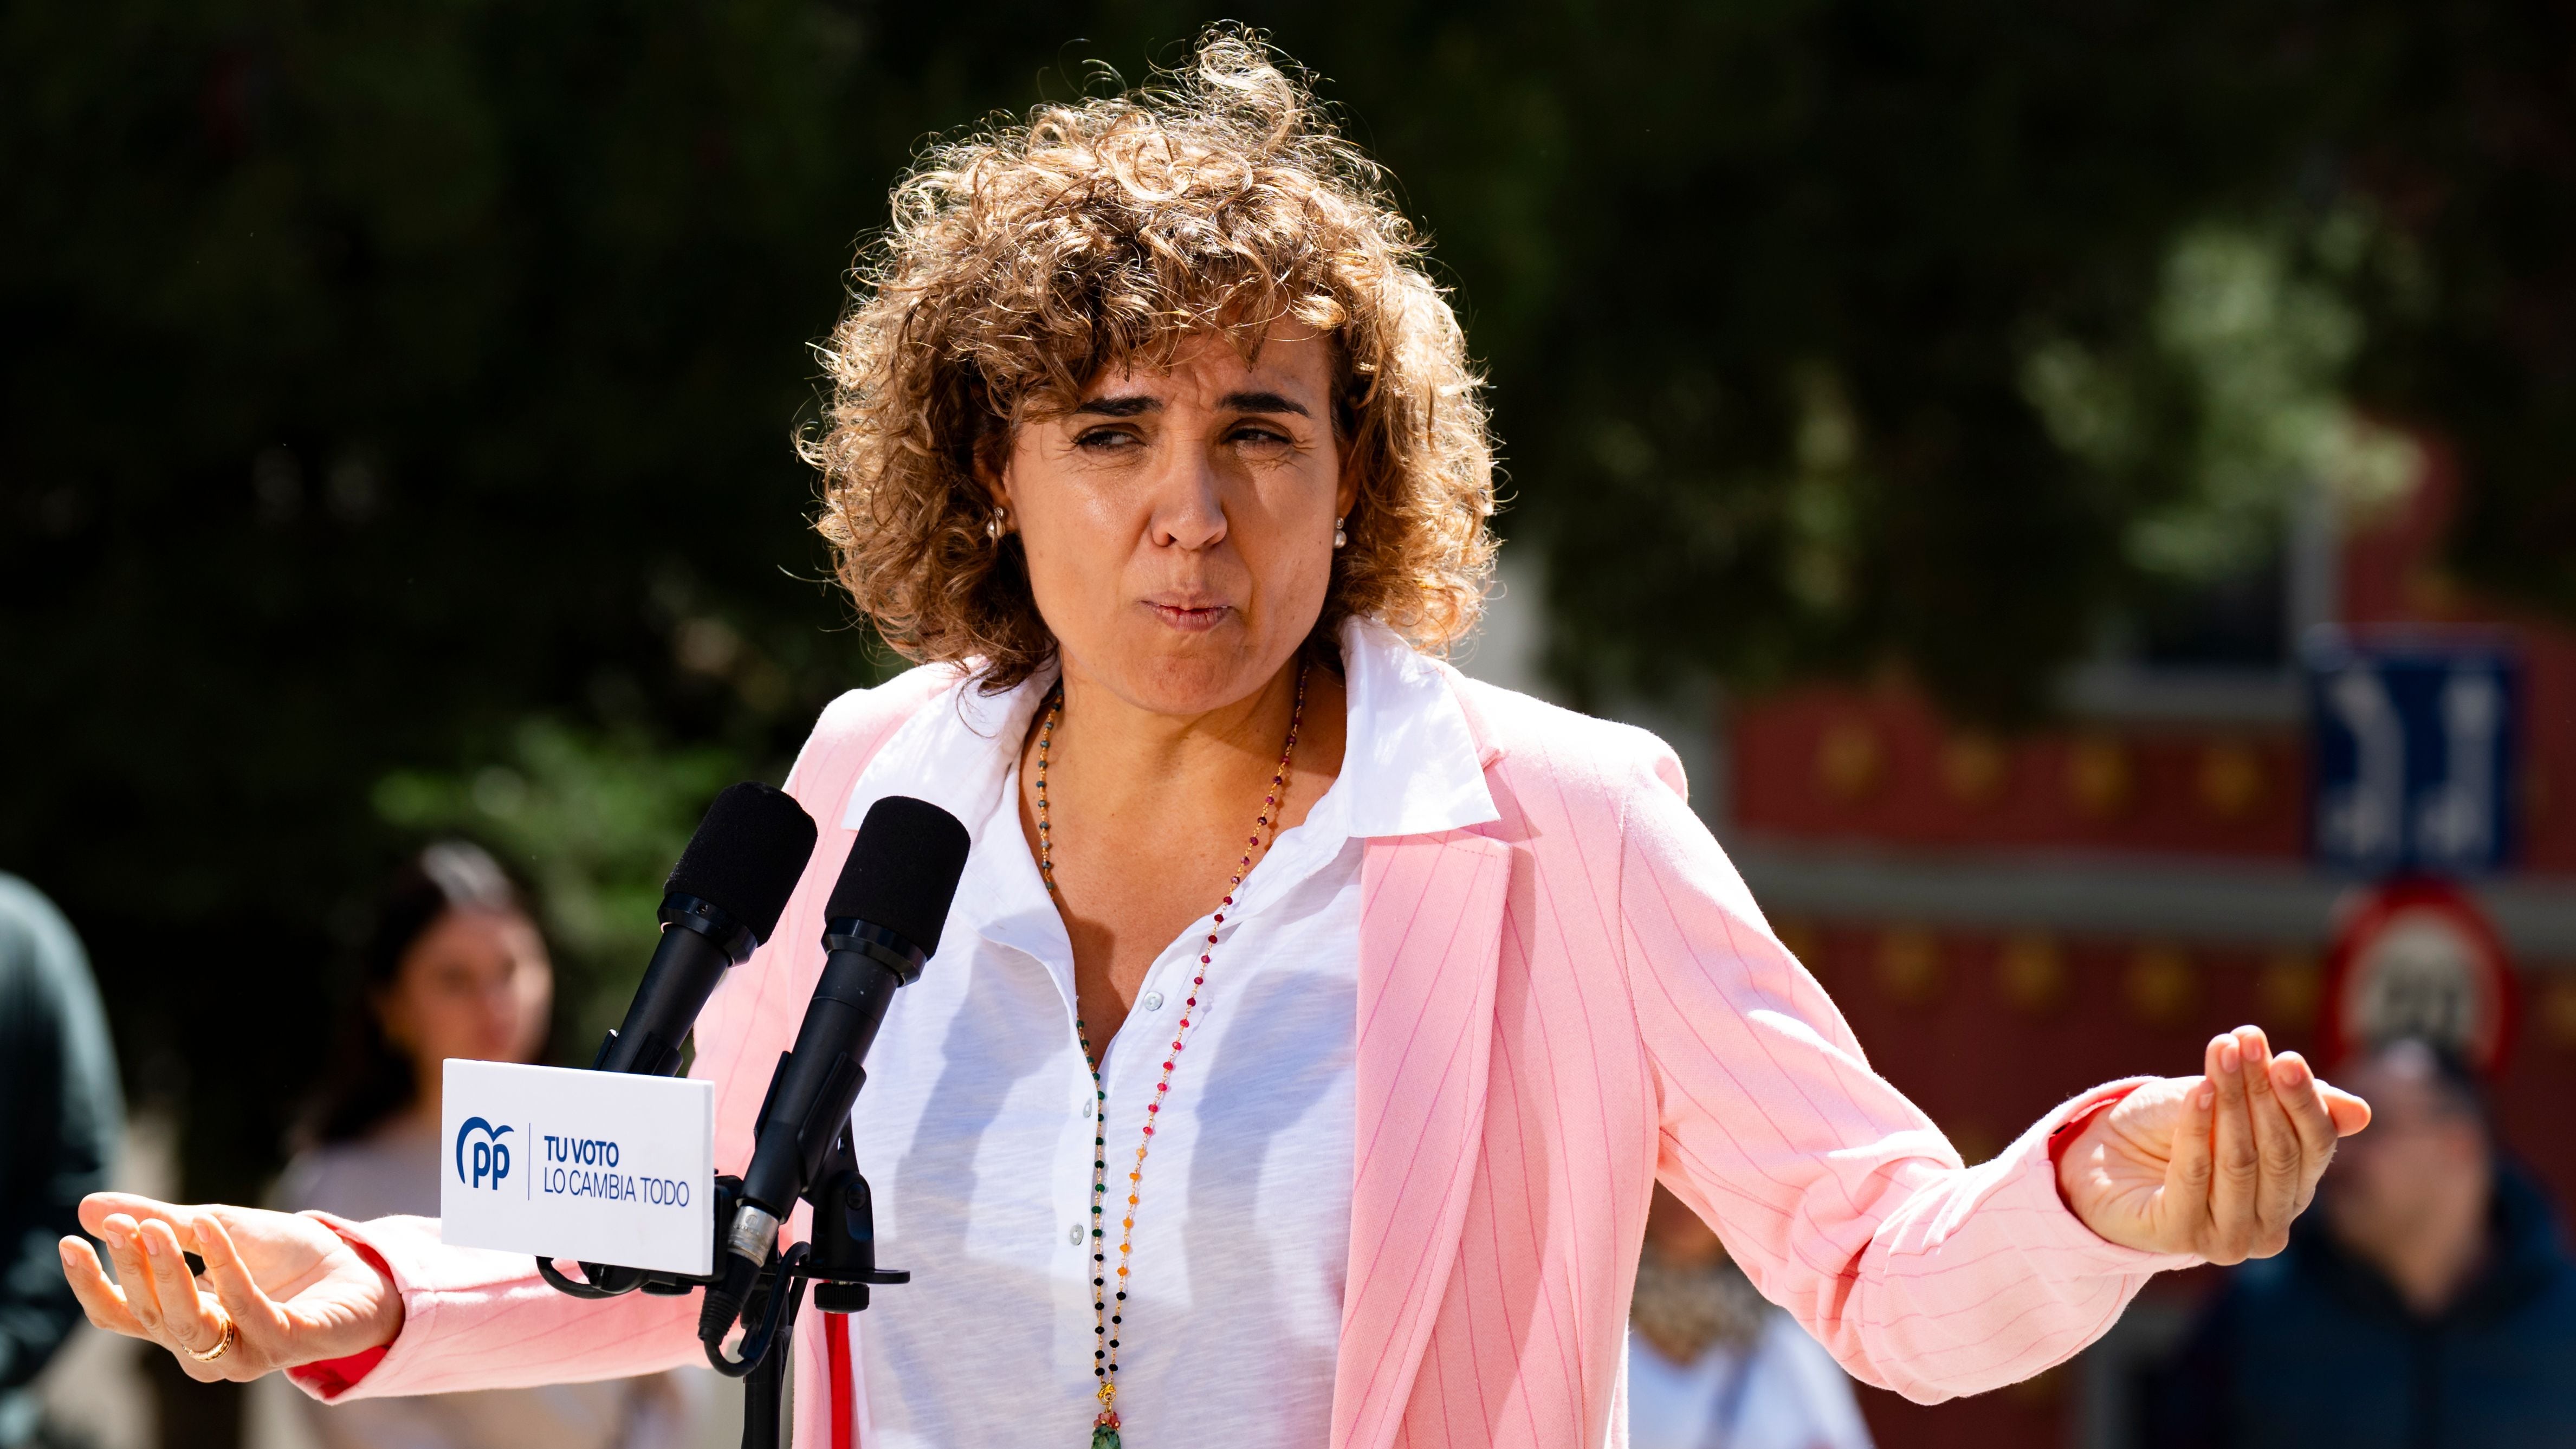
[438,1059,716,1276]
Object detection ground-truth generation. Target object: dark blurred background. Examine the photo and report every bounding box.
[5,4,2572,1447]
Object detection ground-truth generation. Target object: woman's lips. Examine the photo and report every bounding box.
[1144,600,1234,632]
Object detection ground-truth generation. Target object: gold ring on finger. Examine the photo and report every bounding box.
[186,1309,238,1363]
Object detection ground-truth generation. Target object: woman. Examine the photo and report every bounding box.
[61,33,2366,1449]
[268,842,692,1449]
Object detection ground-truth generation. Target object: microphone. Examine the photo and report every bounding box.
[703,795,970,1334]
[596,782,819,1077]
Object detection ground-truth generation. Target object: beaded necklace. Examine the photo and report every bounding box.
[1032,662,1309,1449]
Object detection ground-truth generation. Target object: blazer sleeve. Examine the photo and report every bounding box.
[1614,748,2196,1403]
[291,668,957,1401]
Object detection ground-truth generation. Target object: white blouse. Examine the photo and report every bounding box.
[833,620,1498,1448]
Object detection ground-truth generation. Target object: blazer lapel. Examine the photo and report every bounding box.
[1331,826,1514,1449]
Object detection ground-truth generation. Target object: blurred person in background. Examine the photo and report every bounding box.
[273,842,693,1449]
[0,874,122,1448]
[1630,1185,1873,1449]
[2147,1037,2576,1447]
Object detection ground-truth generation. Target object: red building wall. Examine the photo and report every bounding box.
[1720,456,2576,1448]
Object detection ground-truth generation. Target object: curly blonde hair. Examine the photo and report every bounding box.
[808,28,1496,689]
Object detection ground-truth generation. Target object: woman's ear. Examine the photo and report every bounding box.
[973,416,1017,518]
[976,451,1013,515]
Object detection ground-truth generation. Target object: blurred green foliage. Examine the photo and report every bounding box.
[2,1,2569,1204]
[373,722,745,1058]
[1444,3,2572,713]
[1,0,918,1198]
[2024,218,2416,584]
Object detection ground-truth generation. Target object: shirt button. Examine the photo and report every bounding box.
[1068,1222,1085,1246]
[1083,1097,1095,1118]
[1141,991,1164,1012]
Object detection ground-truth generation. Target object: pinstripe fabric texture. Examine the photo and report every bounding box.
[297,659,2190,1447]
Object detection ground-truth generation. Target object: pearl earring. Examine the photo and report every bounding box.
[987,509,1006,542]
[1332,515,1347,549]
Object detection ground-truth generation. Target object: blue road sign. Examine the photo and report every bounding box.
[2306,630,2522,876]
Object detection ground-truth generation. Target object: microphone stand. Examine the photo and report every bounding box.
[535,1125,903,1449]
[536,794,967,1447]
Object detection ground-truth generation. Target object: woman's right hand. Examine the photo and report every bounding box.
[59,1192,404,1382]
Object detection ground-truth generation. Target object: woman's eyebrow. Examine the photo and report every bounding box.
[1217,390,1310,417]
[1069,394,1160,417]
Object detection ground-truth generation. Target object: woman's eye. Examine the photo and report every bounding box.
[1230,424,1292,448]
[1075,428,1140,452]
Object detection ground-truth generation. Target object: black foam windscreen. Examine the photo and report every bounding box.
[663,782,819,943]
[827,795,972,956]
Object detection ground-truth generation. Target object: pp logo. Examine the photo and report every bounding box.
[455,1117,514,1191]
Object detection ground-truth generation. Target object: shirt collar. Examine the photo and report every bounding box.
[839,663,1052,845]
[840,616,1497,843]
[1332,617,1498,838]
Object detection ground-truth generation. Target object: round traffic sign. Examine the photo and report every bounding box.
[2321,877,2517,1074]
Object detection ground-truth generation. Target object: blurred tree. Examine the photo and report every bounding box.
[0,0,938,1202]
[1313,3,2398,717]
[374,721,745,1058]
[2,0,2569,1220]
[2313,0,2576,625]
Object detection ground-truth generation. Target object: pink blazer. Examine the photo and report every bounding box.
[300,663,2189,1447]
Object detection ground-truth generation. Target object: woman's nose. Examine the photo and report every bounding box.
[1148,450,1229,549]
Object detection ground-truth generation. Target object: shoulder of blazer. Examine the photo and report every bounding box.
[781,662,967,808]
[1437,664,1692,811]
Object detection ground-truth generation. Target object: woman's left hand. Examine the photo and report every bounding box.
[2057,1025,2373,1263]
